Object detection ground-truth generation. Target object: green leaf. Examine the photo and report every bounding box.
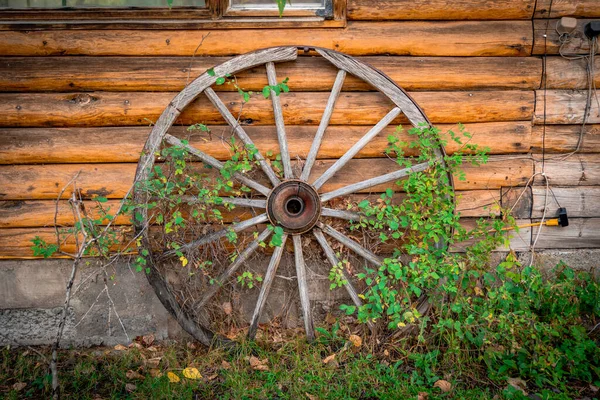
[215,77,226,85]
[95,196,108,203]
[206,68,215,76]
[262,86,271,99]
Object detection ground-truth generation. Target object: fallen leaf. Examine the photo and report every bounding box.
[186,342,197,349]
[322,354,336,364]
[146,346,159,352]
[12,382,27,392]
[433,379,452,393]
[507,377,527,395]
[249,356,269,371]
[125,383,137,392]
[349,334,362,347]
[222,302,233,315]
[306,393,318,400]
[221,360,231,370]
[126,370,144,380]
[590,384,598,392]
[474,286,484,296]
[417,392,429,400]
[183,367,202,380]
[146,357,162,368]
[167,371,180,383]
[114,344,127,351]
[383,349,390,357]
[149,368,162,377]
[206,374,218,381]
[325,313,337,325]
[129,343,143,350]
[142,334,155,346]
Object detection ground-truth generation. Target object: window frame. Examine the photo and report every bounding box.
[0,0,346,29]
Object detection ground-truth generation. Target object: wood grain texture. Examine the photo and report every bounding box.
[534,154,600,186]
[0,91,535,128]
[0,156,533,201]
[0,122,532,165]
[0,56,542,93]
[544,57,600,90]
[534,0,600,18]
[0,22,533,57]
[348,0,535,20]
[534,90,600,125]
[532,187,600,218]
[531,125,600,153]
[532,218,600,249]
[533,19,594,55]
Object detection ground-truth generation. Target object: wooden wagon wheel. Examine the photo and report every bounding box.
[133,46,451,347]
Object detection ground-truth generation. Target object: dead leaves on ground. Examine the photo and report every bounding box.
[433,379,452,393]
[248,356,270,371]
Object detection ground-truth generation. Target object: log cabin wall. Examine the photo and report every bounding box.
[0,0,600,258]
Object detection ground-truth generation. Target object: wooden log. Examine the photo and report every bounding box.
[534,0,600,18]
[0,22,533,57]
[533,19,594,55]
[531,125,600,153]
[532,186,600,218]
[533,90,600,125]
[0,189,501,229]
[0,56,542,92]
[532,218,600,249]
[450,218,532,253]
[544,57,600,90]
[534,154,600,186]
[0,91,535,128]
[501,186,533,219]
[0,156,533,201]
[348,0,535,20]
[0,121,533,165]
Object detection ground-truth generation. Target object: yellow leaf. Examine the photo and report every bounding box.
[322,354,336,364]
[349,334,362,347]
[182,367,202,380]
[167,371,180,383]
[180,256,188,267]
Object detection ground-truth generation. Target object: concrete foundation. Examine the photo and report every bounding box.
[0,249,598,347]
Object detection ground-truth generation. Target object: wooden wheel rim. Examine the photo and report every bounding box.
[132,46,452,346]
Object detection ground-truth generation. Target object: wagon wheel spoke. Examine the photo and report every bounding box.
[312,107,402,190]
[320,161,430,203]
[179,196,266,209]
[204,87,281,187]
[164,213,268,256]
[321,207,362,221]
[300,69,347,182]
[316,222,382,267]
[292,234,315,341]
[248,234,289,340]
[313,228,375,331]
[266,62,293,179]
[195,227,273,308]
[164,133,271,196]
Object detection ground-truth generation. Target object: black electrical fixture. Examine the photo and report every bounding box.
[558,208,569,227]
[584,21,600,39]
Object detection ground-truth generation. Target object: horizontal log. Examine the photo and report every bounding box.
[533,19,594,55]
[0,121,533,165]
[532,186,600,218]
[531,125,600,153]
[0,189,501,229]
[348,0,534,20]
[0,156,534,201]
[0,22,533,57]
[534,90,600,125]
[532,218,600,249]
[0,199,260,228]
[534,0,600,18]
[0,56,542,92]
[0,91,535,128]
[544,57,600,90]
[534,154,600,186]
[451,218,532,253]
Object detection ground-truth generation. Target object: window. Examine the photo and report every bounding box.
[0,0,345,29]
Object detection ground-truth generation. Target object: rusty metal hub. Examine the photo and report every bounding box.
[266,180,321,234]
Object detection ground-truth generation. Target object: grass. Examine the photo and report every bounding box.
[0,328,590,400]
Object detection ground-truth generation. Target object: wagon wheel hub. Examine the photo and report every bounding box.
[266,180,321,234]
